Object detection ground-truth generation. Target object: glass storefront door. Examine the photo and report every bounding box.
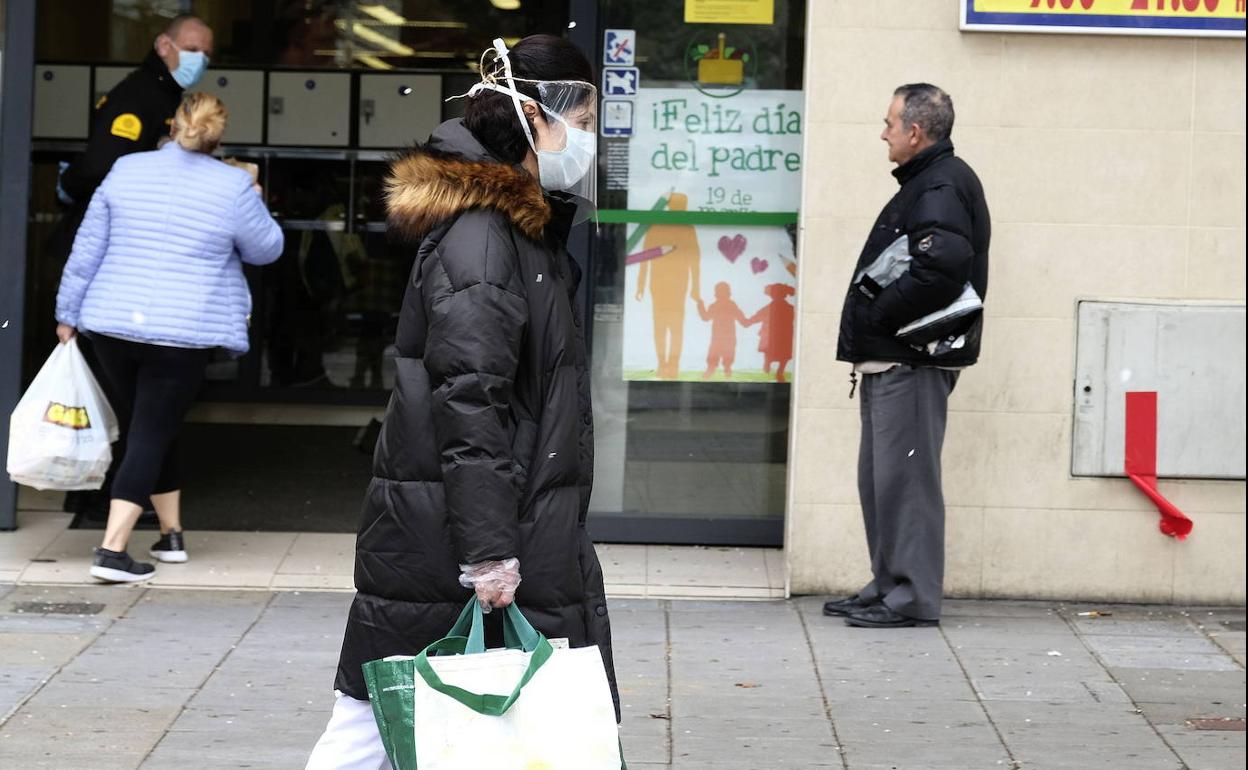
[585,0,806,545]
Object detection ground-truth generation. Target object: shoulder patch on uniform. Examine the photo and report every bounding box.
[95,95,108,110]
[110,113,142,141]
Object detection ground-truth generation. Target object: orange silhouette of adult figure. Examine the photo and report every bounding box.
[746,283,797,383]
[635,193,701,379]
[696,281,748,379]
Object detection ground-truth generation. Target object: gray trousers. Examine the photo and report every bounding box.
[856,365,958,621]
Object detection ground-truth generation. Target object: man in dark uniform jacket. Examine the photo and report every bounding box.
[54,14,214,519]
[60,14,214,209]
[824,83,991,629]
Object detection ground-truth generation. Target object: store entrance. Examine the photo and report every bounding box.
[23,1,579,535]
[19,0,805,545]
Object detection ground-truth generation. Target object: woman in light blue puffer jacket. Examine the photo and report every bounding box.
[55,92,283,583]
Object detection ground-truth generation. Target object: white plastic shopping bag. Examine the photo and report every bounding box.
[409,602,623,770]
[7,338,119,490]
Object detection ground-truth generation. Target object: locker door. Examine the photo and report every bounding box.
[33,65,90,139]
[267,72,351,147]
[358,74,441,149]
[201,70,265,145]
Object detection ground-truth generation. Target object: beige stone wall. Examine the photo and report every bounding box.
[787,0,1246,604]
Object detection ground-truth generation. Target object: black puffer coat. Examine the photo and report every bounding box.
[333,119,617,714]
[837,139,991,368]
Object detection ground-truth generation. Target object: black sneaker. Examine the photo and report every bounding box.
[90,548,155,583]
[149,530,188,563]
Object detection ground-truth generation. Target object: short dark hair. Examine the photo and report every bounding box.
[164,13,208,39]
[464,35,594,164]
[894,83,954,142]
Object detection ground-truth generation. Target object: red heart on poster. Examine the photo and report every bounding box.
[717,235,747,263]
[750,257,769,275]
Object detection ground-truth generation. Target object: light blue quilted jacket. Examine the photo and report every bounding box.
[55,143,283,356]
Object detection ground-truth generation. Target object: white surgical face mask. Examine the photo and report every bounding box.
[448,37,599,218]
[535,110,596,191]
[170,44,208,89]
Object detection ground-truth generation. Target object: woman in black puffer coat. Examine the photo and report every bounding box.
[306,35,616,768]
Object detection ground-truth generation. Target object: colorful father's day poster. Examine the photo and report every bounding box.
[623,88,803,383]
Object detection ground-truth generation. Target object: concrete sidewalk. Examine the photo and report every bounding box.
[0,583,1243,769]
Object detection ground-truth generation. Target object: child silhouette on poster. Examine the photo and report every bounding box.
[635,192,701,380]
[746,283,797,383]
[696,282,748,379]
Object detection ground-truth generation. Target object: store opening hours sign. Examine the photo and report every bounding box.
[962,0,1246,36]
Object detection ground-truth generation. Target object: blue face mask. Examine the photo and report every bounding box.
[171,46,208,89]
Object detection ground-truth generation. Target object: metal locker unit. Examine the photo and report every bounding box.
[358,74,441,149]
[1072,300,1247,480]
[33,65,90,139]
[200,70,265,145]
[266,72,351,147]
[93,65,133,105]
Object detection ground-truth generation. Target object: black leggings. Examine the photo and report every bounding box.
[89,335,210,507]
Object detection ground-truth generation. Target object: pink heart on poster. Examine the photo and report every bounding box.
[750,257,769,275]
[717,234,747,263]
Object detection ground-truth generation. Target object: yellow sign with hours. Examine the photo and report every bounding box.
[684,0,775,25]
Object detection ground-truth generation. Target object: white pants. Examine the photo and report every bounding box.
[305,691,393,770]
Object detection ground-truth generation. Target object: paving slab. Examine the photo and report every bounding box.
[1110,667,1247,708]
[0,665,57,721]
[0,703,180,769]
[141,705,328,770]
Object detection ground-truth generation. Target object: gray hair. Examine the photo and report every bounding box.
[894,83,954,142]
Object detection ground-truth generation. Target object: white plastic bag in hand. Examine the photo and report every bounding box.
[7,339,119,491]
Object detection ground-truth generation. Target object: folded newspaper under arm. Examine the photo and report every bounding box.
[894,282,983,345]
[853,234,983,351]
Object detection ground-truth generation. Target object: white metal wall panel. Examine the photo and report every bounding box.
[1073,301,1246,479]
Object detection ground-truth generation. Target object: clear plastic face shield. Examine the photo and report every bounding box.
[453,38,599,214]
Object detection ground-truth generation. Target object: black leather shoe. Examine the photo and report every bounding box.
[845,603,939,628]
[822,595,871,617]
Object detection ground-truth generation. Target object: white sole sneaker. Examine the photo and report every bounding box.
[149,549,188,563]
[90,565,156,583]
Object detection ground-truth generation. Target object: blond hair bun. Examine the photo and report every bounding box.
[173,92,228,153]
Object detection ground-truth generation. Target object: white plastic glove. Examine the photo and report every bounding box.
[459,557,521,613]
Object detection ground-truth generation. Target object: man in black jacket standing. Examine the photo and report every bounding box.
[53,14,214,520]
[824,83,990,629]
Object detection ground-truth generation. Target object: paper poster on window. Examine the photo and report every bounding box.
[623,88,802,383]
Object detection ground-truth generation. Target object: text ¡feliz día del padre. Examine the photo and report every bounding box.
[648,98,802,178]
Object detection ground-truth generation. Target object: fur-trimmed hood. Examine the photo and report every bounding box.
[385,119,550,242]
